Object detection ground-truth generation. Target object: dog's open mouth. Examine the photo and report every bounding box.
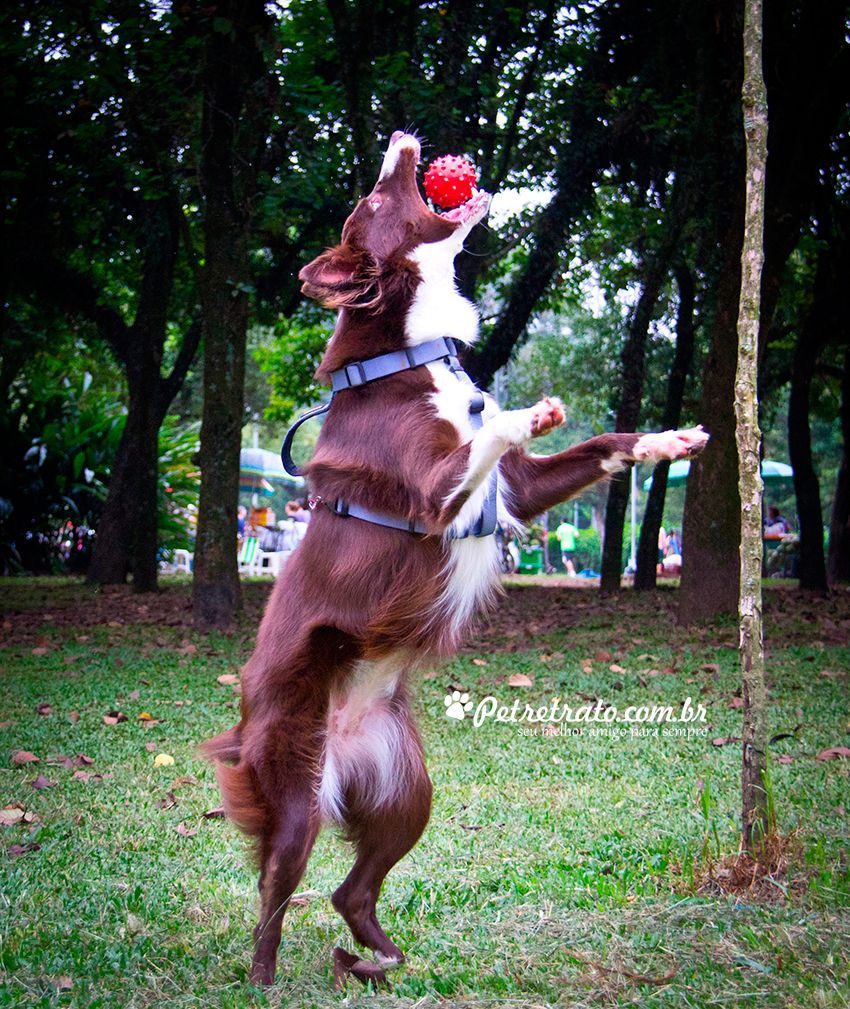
[435,189,491,225]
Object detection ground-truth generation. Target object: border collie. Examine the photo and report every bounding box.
[202,131,708,987]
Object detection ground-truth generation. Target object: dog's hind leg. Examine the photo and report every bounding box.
[330,707,432,966]
[250,782,321,987]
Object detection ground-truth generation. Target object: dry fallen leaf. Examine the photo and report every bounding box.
[216,673,239,685]
[175,821,199,837]
[103,711,128,725]
[472,658,488,667]
[154,753,175,767]
[11,751,39,764]
[508,673,533,687]
[774,754,794,764]
[728,697,745,709]
[8,842,41,858]
[816,746,850,761]
[35,703,53,716]
[0,808,25,826]
[711,737,740,747]
[30,774,57,790]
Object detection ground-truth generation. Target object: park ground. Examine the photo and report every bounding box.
[0,575,848,1008]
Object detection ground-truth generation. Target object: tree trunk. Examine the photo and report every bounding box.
[464,52,610,388]
[635,262,697,590]
[86,362,162,591]
[737,0,769,856]
[678,210,743,623]
[788,335,829,593]
[679,0,847,623]
[192,0,274,631]
[828,345,850,584]
[87,200,198,592]
[600,254,672,593]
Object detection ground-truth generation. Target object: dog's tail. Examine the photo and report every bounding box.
[200,728,271,850]
[200,725,242,764]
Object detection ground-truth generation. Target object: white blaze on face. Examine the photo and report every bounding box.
[378,133,420,181]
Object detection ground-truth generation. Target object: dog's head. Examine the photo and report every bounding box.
[299,132,491,313]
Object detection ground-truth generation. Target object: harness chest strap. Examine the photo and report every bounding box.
[280,337,498,539]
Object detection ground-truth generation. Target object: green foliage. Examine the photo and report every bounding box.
[0,333,126,573]
[157,418,201,561]
[252,316,332,424]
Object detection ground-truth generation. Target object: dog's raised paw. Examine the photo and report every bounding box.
[530,397,565,437]
[633,426,709,463]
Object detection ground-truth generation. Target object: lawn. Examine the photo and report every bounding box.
[1,576,848,1008]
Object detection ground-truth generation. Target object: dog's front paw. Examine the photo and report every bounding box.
[530,397,565,438]
[633,426,709,463]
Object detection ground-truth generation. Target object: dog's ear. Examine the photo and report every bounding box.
[299,245,381,309]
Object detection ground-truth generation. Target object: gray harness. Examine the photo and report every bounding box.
[280,336,498,538]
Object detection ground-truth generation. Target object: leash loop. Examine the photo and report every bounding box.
[280,401,332,476]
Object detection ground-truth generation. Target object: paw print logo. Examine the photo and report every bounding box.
[444,690,473,721]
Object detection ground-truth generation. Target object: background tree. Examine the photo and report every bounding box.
[680,0,848,621]
[4,2,202,591]
[189,0,278,631]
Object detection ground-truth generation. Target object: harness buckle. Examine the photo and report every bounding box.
[344,361,368,387]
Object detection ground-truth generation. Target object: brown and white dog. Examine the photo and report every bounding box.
[202,131,708,987]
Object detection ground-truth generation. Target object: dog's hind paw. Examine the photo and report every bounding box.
[332,947,391,990]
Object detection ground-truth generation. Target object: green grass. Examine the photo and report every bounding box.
[1,577,848,1008]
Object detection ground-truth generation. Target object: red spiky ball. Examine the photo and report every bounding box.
[423,155,477,209]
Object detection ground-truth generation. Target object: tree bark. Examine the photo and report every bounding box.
[600,255,671,592]
[678,207,744,623]
[788,325,829,594]
[737,0,769,856]
[192,0,275,631]
[464,49,610,388]
[635,262,697,590]
[87,199,187,592]
[828,345,850,585]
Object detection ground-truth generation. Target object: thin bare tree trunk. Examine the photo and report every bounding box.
[737,0,770,854]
